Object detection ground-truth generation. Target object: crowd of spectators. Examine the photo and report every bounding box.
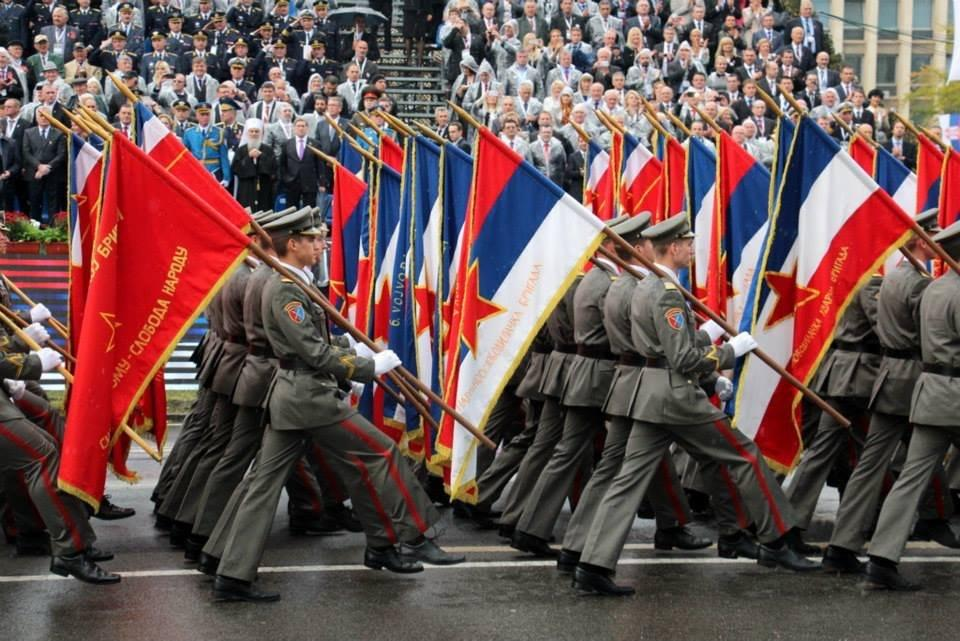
[0,0,918,224]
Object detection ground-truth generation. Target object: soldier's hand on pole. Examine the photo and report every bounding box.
[373,349,402,375]
[36,347,65,372]
[699,319,725,342]
[715,376,734,401]
[2,379,25,401]
[23,322,50,345]
[728,332,759,358]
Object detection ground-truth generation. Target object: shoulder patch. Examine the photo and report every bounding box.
[664,307,685,330]
[283,301,306,324]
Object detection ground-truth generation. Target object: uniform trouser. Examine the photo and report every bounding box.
[581,418,797,571]
[476,388,523,479]
[152,387,216,506]
[175,395,240,525]
[832,413,952,553]
[218,413,441,583]
[159,392,233,520]
[784,398,866,529]
[498,397,567,528]
[476,399,541,512]
[868,423,960,563]
[561,415,692,554]
[16,391,64,445]
[0,416,94,556]
[517,405,604,540]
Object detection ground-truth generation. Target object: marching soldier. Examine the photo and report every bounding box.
[573,213,817,596]
[212,208,463,602]
[182,103,231,185]
[556,215,713,573]
[825,209,956,574]
[782,269,885,554]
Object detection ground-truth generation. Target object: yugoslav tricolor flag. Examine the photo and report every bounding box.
[620,132,661,215]
[381,133,405,173]
[585,140,616,220]
[68,134,104,361]
[734,116,914,471]
[872,145,919,273]
[437,128,606,502]
[408,136,443,462]
[848,135,876,175]
[364,162,403,441]
[713,131,770,329]
[916,134,943,213]
[685,136,716,304]
[328,163,368,324]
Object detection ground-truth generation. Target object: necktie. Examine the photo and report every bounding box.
[297,137,304,159]
[41,128,48,140]
[543,141,549,160]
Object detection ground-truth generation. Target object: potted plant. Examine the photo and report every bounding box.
[3,211,69,254]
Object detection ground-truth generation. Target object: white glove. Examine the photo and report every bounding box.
[36,347,64,372]
[29,303,51,323]
[373,349,402,376]
[715,376,734,401]
[699,319,726,342]
[354,341,376,360]
[3,379,25,401]
[728,332,759,358]
[220,179,229,187]
[344,333,358,349]
[350,381,365,399]
[23,322,49,345]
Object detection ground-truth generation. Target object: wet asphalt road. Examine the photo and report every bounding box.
[3,430,960,641]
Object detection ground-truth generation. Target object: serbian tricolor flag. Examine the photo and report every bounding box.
[584,140,616,220]
[67,134,104,362]
[848,135,877,175]
[733,116,914,471]
[436,128,605,502]
[59,134,251,508]
[917,133,944,213]
[619,132,661,215]
[713,131,770,329]
[328,162,368,324]
[655,132,687,223]
[338,141,375,334]
[407,136,443,463]
[685,136,716,304]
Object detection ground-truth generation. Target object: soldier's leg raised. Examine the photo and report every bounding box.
[475,399,540,513]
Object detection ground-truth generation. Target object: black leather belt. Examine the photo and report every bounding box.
[225,334,247,345]
[883,347,920,360]
[644,356,669,369]
[577,345,616,360]
[248,345,275,358]
[922,363,960,377]
[278,357,310,371]
[555,343,577,355]
[618,351,644,367]
[832,339,882,356]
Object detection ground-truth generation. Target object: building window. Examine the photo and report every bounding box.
[911,54,932,88]
[913,0,933,37]
[844,0,864,40]
[844,54,863,82]
[876,54,898,93]
[878,0,898,40]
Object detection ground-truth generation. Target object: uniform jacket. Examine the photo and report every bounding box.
[910,271,960,426]
[233,262,276,407]
[182,124,231,180]
[538,276,581,399]
[869,262,930,416]
[262,271,374,429]
[210,262,253,397]
[601,268,642,417]
[627,271,735,424]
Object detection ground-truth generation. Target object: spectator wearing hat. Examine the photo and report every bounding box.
[267,0,297,35]
[90,30,138,75]
[32,61,70,104]
[145,0,177,35]
[183,102,231,184]
[286,10,318,60]
[251,38,297,86]
[831,101,855,144]
[314,1,340,61]
[185,0,216,36]
[64,41,101,83]
[26,0,59,36]
[170,99,194,137]
[178,31,219,76]
[107,70,141,119]
[26,35,65,88]
[226,57,257,103]
[215,98,243,150]
[164,12,191,56]
[39,7,80,62]
[226,0,265,38]
[64,73,91,109]
[209,11,241,56]
[349,85,381,127]
[108,3,145,53]
[142,32,181,83]
[301,38,339,93]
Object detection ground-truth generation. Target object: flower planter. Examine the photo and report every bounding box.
[7,241,68,255]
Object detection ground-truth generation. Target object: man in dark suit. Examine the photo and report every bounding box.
[1,98,28,215]
[21,109,66,223]
[778,26,814,72]
[750,13,782,50]
[795,73,821,109]
[517,0,550,43]
[338,15,380,62]
[551,0,585,41]
[279,117,322,208]
[564,136,587,202]
[0,125,20,215]
[884,120,917,171]
[784,1,824,54]
[448,121,471,153]
[849,89,875,129]
[811,52,839,91]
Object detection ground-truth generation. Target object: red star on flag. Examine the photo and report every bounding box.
[763,266,820,329]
